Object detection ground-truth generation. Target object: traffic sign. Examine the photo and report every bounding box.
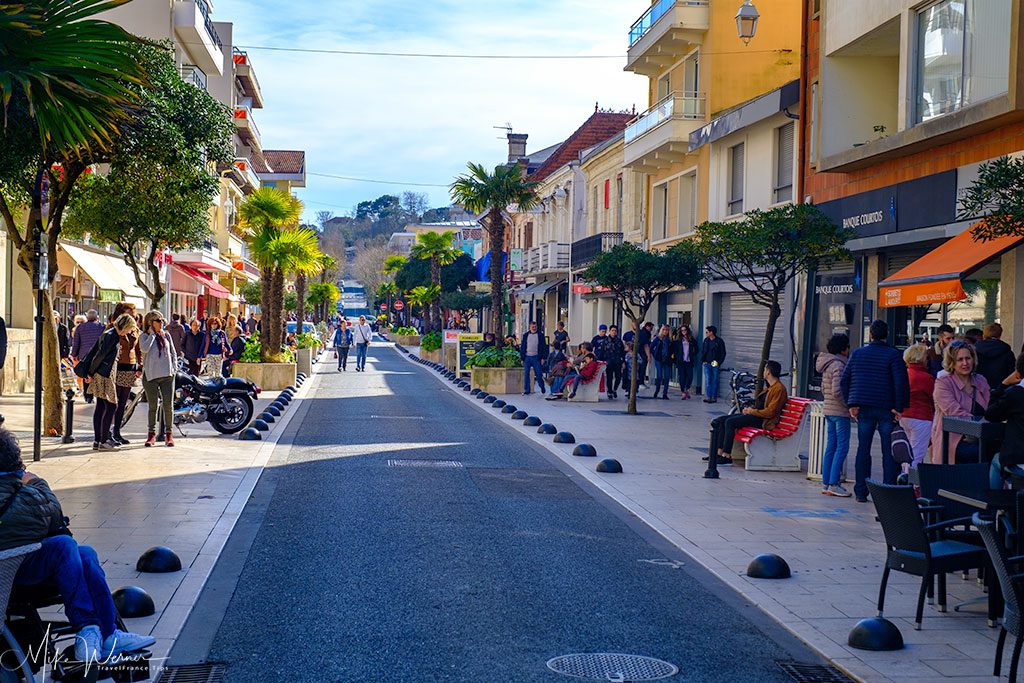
[394,300,405,311]
[379,303,387,311]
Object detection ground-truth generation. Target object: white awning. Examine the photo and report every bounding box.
[516,279,561,300]
[60,242,147,306]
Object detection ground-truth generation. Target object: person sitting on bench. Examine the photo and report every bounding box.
[712,360,788,465]
[0,430,156,662]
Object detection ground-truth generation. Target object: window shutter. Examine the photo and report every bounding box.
[604,179,610,210]
[775,123,794,202]
[729,143,745,214]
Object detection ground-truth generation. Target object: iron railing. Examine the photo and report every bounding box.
[193,0,222,48]
[571,232,623,267]
[180,64,207,90]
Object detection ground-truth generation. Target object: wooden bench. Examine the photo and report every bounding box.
[735,397,813,472]
[566,362,607,403]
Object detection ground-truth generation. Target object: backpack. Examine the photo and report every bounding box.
[890,425,914,465]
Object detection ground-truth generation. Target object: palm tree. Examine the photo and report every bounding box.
[451,163,538,342]
[382,254,407,277]
[410,231,460,331]
[377,281,398,325]
[407,285,440,330]
[308,282,340,322]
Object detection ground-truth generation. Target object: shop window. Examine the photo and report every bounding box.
[915,0,1011,124]
[728,143,744,216]
[774,122,794,203]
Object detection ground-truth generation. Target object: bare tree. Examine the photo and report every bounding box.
[401,191,429,219]
[350,242,390,295]
[315,210,335,230]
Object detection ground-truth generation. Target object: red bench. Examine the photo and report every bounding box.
[735,397,813,471]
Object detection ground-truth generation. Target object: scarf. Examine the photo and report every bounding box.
[154,329,167,357]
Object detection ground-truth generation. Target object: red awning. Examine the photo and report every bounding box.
[173,264,231,300]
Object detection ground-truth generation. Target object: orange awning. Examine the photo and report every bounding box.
[879,222,1022,308]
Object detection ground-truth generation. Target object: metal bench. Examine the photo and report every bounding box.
[735,397,813,471]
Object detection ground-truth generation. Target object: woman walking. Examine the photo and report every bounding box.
[205,317,228,377]
[816,333,852,496]
[332,320,353,371]
[674,325,698,400]
[650,325,673,399]
[932,341,991,463]
[85,314,137,450]
[183,319,207,376]
[900,344,935,467]
[110,309,142,446]
[140,311,177,447]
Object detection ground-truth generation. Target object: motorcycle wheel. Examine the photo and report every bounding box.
[209,395,253,434]
[120,390,144,429]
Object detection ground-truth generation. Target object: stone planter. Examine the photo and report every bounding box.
[232,362,297,391]
[471,366,522,395]
[295,348,313,376]
[394,334,421,347]
[444,344,457,371]
[421,347,441,363]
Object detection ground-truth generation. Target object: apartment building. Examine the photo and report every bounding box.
[800,0,1024,395]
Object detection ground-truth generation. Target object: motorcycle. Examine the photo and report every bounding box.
[724,368,757,416]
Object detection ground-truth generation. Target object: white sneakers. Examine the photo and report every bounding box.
[103,629,156,657]
[75,625,156,662]
[74,625,103,662]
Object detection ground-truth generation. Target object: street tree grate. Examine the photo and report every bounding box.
[546,653,678,681]
[157,663,227,683]
[777,661,854,683]
[387,459,464,469]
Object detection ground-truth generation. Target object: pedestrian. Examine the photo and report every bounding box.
[519,322,548,396]
[816,333,852,497]
[71,310,104,404]
[332,320,353,371]
[603,325,626,400]
[700,325,727,404]
[246,312,260,336]
[840,319,910,503]
[224,324,246,376]
[900,343,935,468]
[985,353,1024,488]
[624,340,635,389]
[204,317,228,377]
[545,341,571,396]
[71,314,85,339]
[673,325,698,400]
[140,311,176,448]
[975,323,1016,391]
[80,313,136,450]
[711,360,788,465]
[553,320,569,349]
[473,332,496,353]
[637,322,654,388]
[165,313,186,355]
[110,311,142,446]
[650,324,673,399]
[561,342,599,400]
[352,315,373,372]
[183,319,206,376]
[53,311,70,360]
[931,341,991,464]
[965,328,983,346]
[926,324,955,376]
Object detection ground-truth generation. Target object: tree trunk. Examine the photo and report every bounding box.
[487,207,504,345]
[259,268,273,362]
[295,273,307,328]
[757,299,782,394]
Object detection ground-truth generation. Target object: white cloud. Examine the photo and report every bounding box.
[214,0,649,219]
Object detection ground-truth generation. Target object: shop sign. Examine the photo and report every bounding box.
[509,248,523,272]
[879,280,967,308]
[817,170,957,239]
[443,329,460,345]
[98,288,121,303]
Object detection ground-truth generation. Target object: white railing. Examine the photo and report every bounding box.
[624,92,705,144]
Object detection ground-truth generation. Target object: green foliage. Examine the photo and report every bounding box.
[307,282,340,308]
[450,162,539,217]
[237,332,295,364]
[465,346,522,369]
[407,284,441,310]
[295,332,321,349]
[239,281,261,306]
[394,252,474,293]
[393,326,418,336]
[382,255,408,275]
[958,155,1024,241]
[583,242,702,320]
[421,331,442,352]
[440,289,489,317]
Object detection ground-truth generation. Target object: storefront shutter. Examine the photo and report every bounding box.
[716,293,788,395]
[775,123,794,203]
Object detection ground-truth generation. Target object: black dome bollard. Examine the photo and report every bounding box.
[251,419,270,432]
[284,386,296,393]
[746,554,792,579]
[848,618,904,651]
[462,385,472,392]
[523,416,542,427]
[492,399,507,408]
[297,373,307,381]
[136,546,182,573]
[573,444,597,457]
[477,393,490,400]
[471,388,481,395]
[484,396,497,404]
[113,586,156,618]
[501,404,517,414]
[553,432,575,444]
[276,396,291,406]
[538,423,558,434]
[511,411,528,420]
[238,427,262,441]
[596,458,623,473]
[258,411,275,424]
[270,401,286,413]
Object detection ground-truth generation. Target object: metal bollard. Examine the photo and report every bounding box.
[61,389,75,445]
[703,422,720,479]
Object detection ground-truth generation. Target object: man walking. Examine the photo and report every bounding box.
[352,315,373,372]
[70,310,105,404]
[841,319,910,503]
[926,323,955,376]
[700,326,726,403]
[165,313,186,355]
[519,321,548,395]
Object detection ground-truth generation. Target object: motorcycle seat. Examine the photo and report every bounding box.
[195,377,226,390]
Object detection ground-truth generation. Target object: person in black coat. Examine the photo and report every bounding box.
[985,352,1024,488]
[54,311,70,360]
[976,322,1016,391]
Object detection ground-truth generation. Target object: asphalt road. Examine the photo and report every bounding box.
[173,344,823,682]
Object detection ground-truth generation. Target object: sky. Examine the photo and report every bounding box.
[213,0,649,222]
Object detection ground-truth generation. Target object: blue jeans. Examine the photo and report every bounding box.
[677,361,694,393]
[15,536,117,638]
[523,355,545,393]
[355,342,368,370]
[854,406,898,500]
[653,360,671,395]
[703,363,720,400]
[822,416,851,486]
[336,346,349,370]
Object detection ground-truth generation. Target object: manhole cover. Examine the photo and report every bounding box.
[387,459,464,468]
[547,653,678,681]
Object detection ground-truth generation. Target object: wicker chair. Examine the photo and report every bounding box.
[868,480,986,629]
[974,513,1024,681]
[0,543,41,683]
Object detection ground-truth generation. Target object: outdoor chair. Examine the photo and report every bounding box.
[917,462,988,566]
[0,543,41,683]
[974,513,1024,681]
[868,480,986,629]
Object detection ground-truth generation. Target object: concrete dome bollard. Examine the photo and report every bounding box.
[511,411,528,420]
[596,458,623,473]
[258,412,276,424]
[746,554,792,579]
[553,432,576,444]
[238,427,262,441]
[523,416,542,427]
[113,586,156,618]
[573,444,597,457]
[136,546,182,573]
[848,618,904,651]
[538,423,558,435]
[251,419,270,432]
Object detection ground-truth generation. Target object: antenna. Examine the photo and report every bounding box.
[493,122,512,140]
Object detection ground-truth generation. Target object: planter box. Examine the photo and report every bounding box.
[444,344,457,371]
[471,366,522,395]
[295,348,313,376]
[421,347,441,363]
[232,362,297,391]
[394,335,421,347]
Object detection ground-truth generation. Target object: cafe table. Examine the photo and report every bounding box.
[940,416,1005,464]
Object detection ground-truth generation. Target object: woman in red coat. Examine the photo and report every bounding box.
[900,344,935,467]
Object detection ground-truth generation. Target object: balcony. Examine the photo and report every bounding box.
[173,0,224,76]
[571,232,623,268]
[231,157,260,193]
[180,64,207,90]
[624,92,705,170]
[233,106,261,150]
[232,49,265,109]
[626,0,709,77]
[523,242,570,275]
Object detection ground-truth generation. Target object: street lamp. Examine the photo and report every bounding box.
[736,0,760,45]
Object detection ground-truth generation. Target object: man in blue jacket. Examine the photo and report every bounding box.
[841,319,910,502]
[520,321,549,395]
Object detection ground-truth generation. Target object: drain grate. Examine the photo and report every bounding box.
[387,459,464,468]
[547,653,678,681]
[157,663,227,683]
[777,661,853,683]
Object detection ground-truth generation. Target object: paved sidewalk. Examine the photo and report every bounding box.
[0,369,314,674]
[404,346,1001,683]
